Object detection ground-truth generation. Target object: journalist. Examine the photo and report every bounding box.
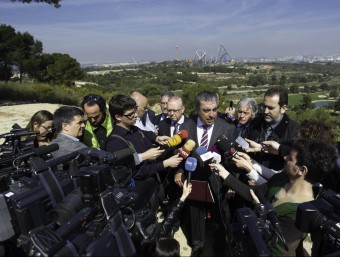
[209,138,337,257]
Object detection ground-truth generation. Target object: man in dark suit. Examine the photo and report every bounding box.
[158,95,188,205]
[244,87,299,170]
[176,91,237,257]
[154,91,175,126]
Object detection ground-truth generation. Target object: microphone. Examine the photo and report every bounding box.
[216,135,238,159]
[160,134,182,149]
[177,139,196,159]
[195,146,215,163]
[84,148,134,163]
[15,143,59,161]
[0,130,39,139]
[254,188,289,251]
[176,129,188,140]
[185,157,197,184]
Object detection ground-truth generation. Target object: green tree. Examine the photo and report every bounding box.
[45,53,84,85]
[300,95,314,110]
[290,84,299,94]
[10,0,61,8]
[0,24,17,82]
[10,31,43,83]
[334,98,340,112]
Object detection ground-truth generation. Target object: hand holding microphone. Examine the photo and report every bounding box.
[141,147,165,161]
[160,134,182,149]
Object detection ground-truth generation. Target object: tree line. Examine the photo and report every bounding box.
[0,24,83,85]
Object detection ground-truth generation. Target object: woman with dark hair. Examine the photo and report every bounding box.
[26,110,55,146]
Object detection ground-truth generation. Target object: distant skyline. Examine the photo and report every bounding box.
[1,0,340,64]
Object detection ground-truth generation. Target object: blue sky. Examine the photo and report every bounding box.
[1,0,340,64]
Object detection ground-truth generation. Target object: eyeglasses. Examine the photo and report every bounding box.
[83,94,100,103]
[122,107,138,119]
[167,108,182,113]
[41,125,55,133]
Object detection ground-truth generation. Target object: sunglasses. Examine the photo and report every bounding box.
[83,94,100,103]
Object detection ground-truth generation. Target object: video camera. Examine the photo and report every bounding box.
[296,188,340,257]
[0,130,161,256]
[227,201,288,257]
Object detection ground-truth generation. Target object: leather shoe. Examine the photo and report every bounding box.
[190,247,203,257]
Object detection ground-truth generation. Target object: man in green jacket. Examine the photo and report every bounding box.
[81,94,114,149]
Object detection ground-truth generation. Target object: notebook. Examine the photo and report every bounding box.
[187,180,215,203]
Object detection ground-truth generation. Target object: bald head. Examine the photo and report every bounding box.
[130,91,148,118]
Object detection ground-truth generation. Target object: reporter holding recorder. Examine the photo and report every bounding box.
[209,138,337,257]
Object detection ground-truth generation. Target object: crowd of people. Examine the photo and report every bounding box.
[20,88,339,257]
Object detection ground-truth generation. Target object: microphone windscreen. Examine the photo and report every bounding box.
[114,148,134,162]
[167,134,182,147]
[216,135,233,153]
[34,143,59,156]
[195,146,207,155]
[185,157,197,172]
[177,129,188,139]
[184,139,196,151]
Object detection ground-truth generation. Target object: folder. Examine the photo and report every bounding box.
[187,180,215,203]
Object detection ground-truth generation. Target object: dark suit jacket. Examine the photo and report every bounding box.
[179,116,237,197]
[157,116,188,137]
[244,113,299,170]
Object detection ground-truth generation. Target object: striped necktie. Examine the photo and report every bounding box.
[173,123,179,135]
[200,125,208,148]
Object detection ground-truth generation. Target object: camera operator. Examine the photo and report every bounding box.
[26,110,55,146]
[210,138,337,257]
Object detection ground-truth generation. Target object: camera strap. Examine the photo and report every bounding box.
[109,211,136,257]
[38,168,65,207]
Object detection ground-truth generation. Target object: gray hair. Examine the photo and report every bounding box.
[237,98,258,118]
[195,91,218,111]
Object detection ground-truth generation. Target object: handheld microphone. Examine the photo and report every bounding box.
[178,139,196,159]
[176,129,188,140]
[185,157,197,184]
[254,188,289,251]
[160,134,182,149]
[195,146,214,163]
[216,135,238,159]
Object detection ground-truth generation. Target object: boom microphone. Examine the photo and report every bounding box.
[84,148,134,163]
[160,134,182,149]
[178,139,196,159]
[0,130,39,139]
[176,129,188,140]
[185,157,197,184]
[14,143,59,161]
